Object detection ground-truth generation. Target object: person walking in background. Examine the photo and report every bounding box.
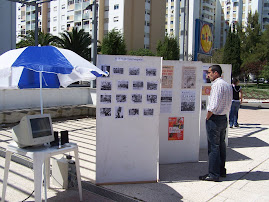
[229,78,243,128]
[199,65,232,182]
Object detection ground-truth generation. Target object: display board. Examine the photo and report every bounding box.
[159,61,203,164]
[96,55,162,184]
[199,64,232,149]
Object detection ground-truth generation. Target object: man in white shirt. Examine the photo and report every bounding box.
[199,65,232,182]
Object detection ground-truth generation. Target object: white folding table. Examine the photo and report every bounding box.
[1,142,83,202]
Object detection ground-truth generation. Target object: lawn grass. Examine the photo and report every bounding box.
[241,83,269,100]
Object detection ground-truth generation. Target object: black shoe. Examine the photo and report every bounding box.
[220,173,226,177]
[220,168,227,177]
[199,174,220,182]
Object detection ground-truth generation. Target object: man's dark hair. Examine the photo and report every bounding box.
[210,65,222,76]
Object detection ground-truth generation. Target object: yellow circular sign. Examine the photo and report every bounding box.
[200,24,213,53]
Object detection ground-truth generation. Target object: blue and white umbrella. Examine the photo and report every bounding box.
[0,46,108,113]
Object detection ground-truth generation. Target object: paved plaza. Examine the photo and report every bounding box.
[0,105,269,201]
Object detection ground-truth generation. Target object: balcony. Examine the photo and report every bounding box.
[83,12,90,20]
[74,15,82,22]
[75,3,82,10]
[68,4,75,10]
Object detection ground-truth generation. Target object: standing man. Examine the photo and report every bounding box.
[199,65,232,182]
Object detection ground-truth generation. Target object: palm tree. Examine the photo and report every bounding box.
[53,27,92,61]
[16,31,55,48]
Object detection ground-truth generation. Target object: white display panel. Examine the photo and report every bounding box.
[159,61,203,164]
[96,55,161,184]
[199,64,232,149]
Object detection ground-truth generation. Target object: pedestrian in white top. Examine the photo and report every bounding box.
[199,65,232,182]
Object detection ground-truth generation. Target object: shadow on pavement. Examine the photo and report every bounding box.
[229,136,269,148]
[222,171,269,182]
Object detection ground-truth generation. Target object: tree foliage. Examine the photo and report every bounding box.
[53,27,91,60]
[128,48,155,56]
[240,11,268,83]
[16,31,54,48]
[211,48,224,64]
[222,27,241,77]
[156,35,179,60]
[100,29,127,55]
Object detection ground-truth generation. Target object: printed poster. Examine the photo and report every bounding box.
[160,90,172,113]
[202,65,211,83]
[162,66,174,88]
[168,117,184,140]
[182,66,196,89]
[181,90,196,112]
[202,86,211,95]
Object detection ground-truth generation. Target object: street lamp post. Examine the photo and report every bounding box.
[91,0,98,66]
[85,1,98,88]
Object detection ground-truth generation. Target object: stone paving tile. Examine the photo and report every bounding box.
[217,187,261,201]
[1,107,269,201]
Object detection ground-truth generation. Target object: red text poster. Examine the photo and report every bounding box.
[168,117,184,140]
[162,66,174,88]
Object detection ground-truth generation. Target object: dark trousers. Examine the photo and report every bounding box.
[229,101,240,127]
[206,115,227,178]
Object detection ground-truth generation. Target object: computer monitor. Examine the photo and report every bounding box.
[12,114,54,148]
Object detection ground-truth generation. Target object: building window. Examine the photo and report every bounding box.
[170,21,173,24]
[53,16,57,21]
[61,15,65,20]
[114,4,119,10]
[54,6,57,11]
[61,25,65,30]
[62,4,66,9]
[113,16,119,22]
[68,0,74,5]
[53,27,57,31]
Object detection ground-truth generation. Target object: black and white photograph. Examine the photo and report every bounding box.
[100,95,111,103]
[101,65,110,77]
[181,90,196,112]
[100,108,111,117]
[116,94,127,103]
[113,67,124,75]
[147,81,158,90]
[115,106,124,119]
[147,94,158,104]
[117,80,129,90]
[201,100,207,110]
[129,108,139,116]
[129,67,140,75]
[133,81,144,90]
[181,102,195,112]
[160,90,172,113]
[131,94,142,103]
[100,81,112,90]
[146,68,157,76]
[144,108,154,116]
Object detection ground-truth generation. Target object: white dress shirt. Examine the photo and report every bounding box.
[207,77,232,115]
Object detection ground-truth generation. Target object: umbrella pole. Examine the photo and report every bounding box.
[39,72,43,114]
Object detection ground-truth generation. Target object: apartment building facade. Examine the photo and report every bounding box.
[16,0,166,53]
[15,0,269,57]
[165,0,269,58]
